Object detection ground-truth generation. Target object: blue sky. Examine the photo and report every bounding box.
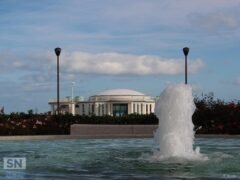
[0,0,240,113]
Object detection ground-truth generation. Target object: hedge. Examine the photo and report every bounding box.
[0,113,158,135]
[193,95,240,134]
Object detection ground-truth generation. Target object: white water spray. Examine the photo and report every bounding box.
[153,84,206,160]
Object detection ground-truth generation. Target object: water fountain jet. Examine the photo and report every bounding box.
[154,84,206,160]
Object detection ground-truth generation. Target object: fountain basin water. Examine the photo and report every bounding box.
[0,138,239,179]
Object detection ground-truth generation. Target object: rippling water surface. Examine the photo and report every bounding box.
[0,138,239,179]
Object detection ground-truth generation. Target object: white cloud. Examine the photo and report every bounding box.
[0,50,204,79]
[60,52,204,76]
[188,12,240,33]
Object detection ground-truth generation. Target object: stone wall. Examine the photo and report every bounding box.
[70,124,158,138]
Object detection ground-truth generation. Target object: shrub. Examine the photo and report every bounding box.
[0,113,158,135]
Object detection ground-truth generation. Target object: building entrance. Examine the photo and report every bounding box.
[113,104,128,117]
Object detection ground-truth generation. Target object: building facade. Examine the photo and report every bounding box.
[49,89,155,116]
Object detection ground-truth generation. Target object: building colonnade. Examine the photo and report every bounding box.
[76,102,155,116]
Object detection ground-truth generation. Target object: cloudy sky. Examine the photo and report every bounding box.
[0,0,240,113]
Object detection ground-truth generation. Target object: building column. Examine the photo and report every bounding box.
[152,103,155,113]
[103,103,107,115]
[101,104,104,116]
[128,103,131,114]
[99,104,102,116]
[110,103,113,116]
[105,103,108,115]
[142,103,146,114]
[137,104,139,114]
[149,103,154,113]
[133,103,136,113]
[87,104,90,116]
[139,103,141,114]
[85,103,88,116]
[130,102,133,114]
[95,103,99,116]
[106,103,110,115]
[91,103,96,115]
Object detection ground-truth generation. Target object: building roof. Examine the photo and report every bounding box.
[95,89,145,96]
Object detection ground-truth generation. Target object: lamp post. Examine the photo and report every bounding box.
[183,47,189,84]
[55,47,61,115]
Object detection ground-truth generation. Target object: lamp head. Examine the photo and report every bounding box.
[55,47,61,56]
[183,47,189,56]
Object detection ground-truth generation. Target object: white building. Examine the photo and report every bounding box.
[49,89,156,116]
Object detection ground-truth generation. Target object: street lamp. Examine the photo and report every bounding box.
[183,47,189,84]
[55,47,61,115]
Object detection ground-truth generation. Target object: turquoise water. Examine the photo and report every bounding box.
[0,138,239,179]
